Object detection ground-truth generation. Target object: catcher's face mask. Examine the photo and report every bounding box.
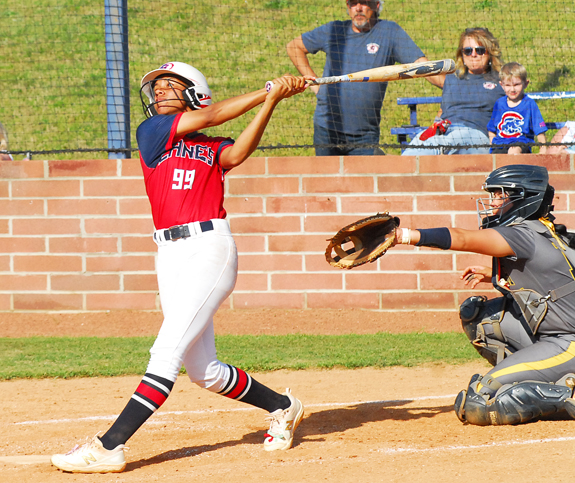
[476,186,523,228]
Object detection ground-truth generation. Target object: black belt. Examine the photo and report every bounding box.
[162,220,214,241]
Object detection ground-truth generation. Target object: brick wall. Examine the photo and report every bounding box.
[0,153,572,313]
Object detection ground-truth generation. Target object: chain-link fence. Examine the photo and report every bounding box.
[2,0,574,159]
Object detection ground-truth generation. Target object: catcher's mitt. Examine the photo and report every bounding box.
[325,212,400,269]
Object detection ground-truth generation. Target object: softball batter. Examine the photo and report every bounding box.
[394,164,575,425]
[51,62,310,473]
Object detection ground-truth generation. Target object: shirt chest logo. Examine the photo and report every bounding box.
[483,82,497,90]
[498,111,525,138]
[366,43,380,54]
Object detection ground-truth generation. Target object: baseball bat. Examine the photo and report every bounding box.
[265,59,455,91]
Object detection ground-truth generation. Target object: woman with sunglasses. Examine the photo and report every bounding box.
[402,27,505,156]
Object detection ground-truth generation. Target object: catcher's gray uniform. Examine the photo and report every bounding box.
[481,219,575,390]
[456,219,575,425]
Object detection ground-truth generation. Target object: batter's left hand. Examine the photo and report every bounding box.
[266,74,313,101]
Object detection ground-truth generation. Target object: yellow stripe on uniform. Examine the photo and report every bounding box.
[490,341,575,381]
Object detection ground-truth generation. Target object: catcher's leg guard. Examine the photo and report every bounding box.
[455,374,575,426]
[459,296,512,365]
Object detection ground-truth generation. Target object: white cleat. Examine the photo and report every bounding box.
[263,388,304,451]
[51,435,127,473]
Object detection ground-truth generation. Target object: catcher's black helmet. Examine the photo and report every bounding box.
[477,164,554,228]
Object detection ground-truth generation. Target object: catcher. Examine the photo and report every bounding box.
[327,164,575,425]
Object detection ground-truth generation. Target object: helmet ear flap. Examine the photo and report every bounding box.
[183,85,212,110]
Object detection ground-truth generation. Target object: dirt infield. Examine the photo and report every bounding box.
[2,309,575,482]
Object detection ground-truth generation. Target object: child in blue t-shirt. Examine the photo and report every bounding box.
[487,62,547,154]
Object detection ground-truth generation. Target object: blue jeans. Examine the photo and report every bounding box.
[313,124,384,156]
[401,124,491,156]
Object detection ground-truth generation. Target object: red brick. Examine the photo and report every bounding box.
[0,160,45,179]
[494,153,570,171]
[455,253,492,270]
[0,294,11,310]
[453,174,488,192]
[380,292,456,310]
[0,181,9,198]
[48,198,117,216]
[0,256,10,270]
[49,237,119,254]
[13,294,83,311]
[85,218,155,235]
[123,274,158,291]
[268,156,339,175]
[120,158,144,177]
[0,199,44,216]
[266,196,337,214]
[378,175,450,193]
[307,292,380,309]
[227,177,299,195]
[269,234,331,252]
[86,255,156,272]
[341,195,414,213]
[84,179,147,197]
[0,275,47,290]
[235,273,268,291]
[303,176,374,194]
[551,192,567,211]
[86,293,158,310]
[419,155,492,173]
[234,235,266,253]
[417,194,478,212]
[0,237,46,253]
[224,196,264,214]
[229,216,300,234]
[383,252,453,271]
[272,273,342,290]
[420,272,469,290]
[121,236,156,253]
[343,155,416,174]
[553,213,575,227]
[48,159,118,177]
[238,254,303,271]
[118,198,152,216]
[454,214,481,230]
[547,174,575,191]
[14,255,83,272]
[13,218,81,235]
[231,292,304,309]
[12,180,81,198]
[346,273,418,290]
[305,254,379,272]
[0,220,9,235]
[51,274,120,291]
[227,157,266,176]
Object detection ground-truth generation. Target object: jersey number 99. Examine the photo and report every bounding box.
[172,169,196,190]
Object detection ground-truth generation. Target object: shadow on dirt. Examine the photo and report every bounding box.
[126,399,452,471]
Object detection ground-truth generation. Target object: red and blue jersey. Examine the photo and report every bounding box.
[136,113,235,230]
[487,95,547,147]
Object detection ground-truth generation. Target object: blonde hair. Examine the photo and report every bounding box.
[455,27,503,79]
[499,62,528,82]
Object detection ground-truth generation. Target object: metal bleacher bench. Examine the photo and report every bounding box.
[390,91,575,145]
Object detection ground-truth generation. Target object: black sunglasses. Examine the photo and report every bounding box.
[462,46,487,56]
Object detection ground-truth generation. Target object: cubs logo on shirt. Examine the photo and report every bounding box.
[497,111,525,138]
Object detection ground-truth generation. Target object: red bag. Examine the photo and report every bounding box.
[420,119,451,141]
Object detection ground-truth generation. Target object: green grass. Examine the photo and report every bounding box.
[2,0,574,158]
[0,332,480,380]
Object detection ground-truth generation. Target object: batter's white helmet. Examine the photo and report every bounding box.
[140,61,213,117]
